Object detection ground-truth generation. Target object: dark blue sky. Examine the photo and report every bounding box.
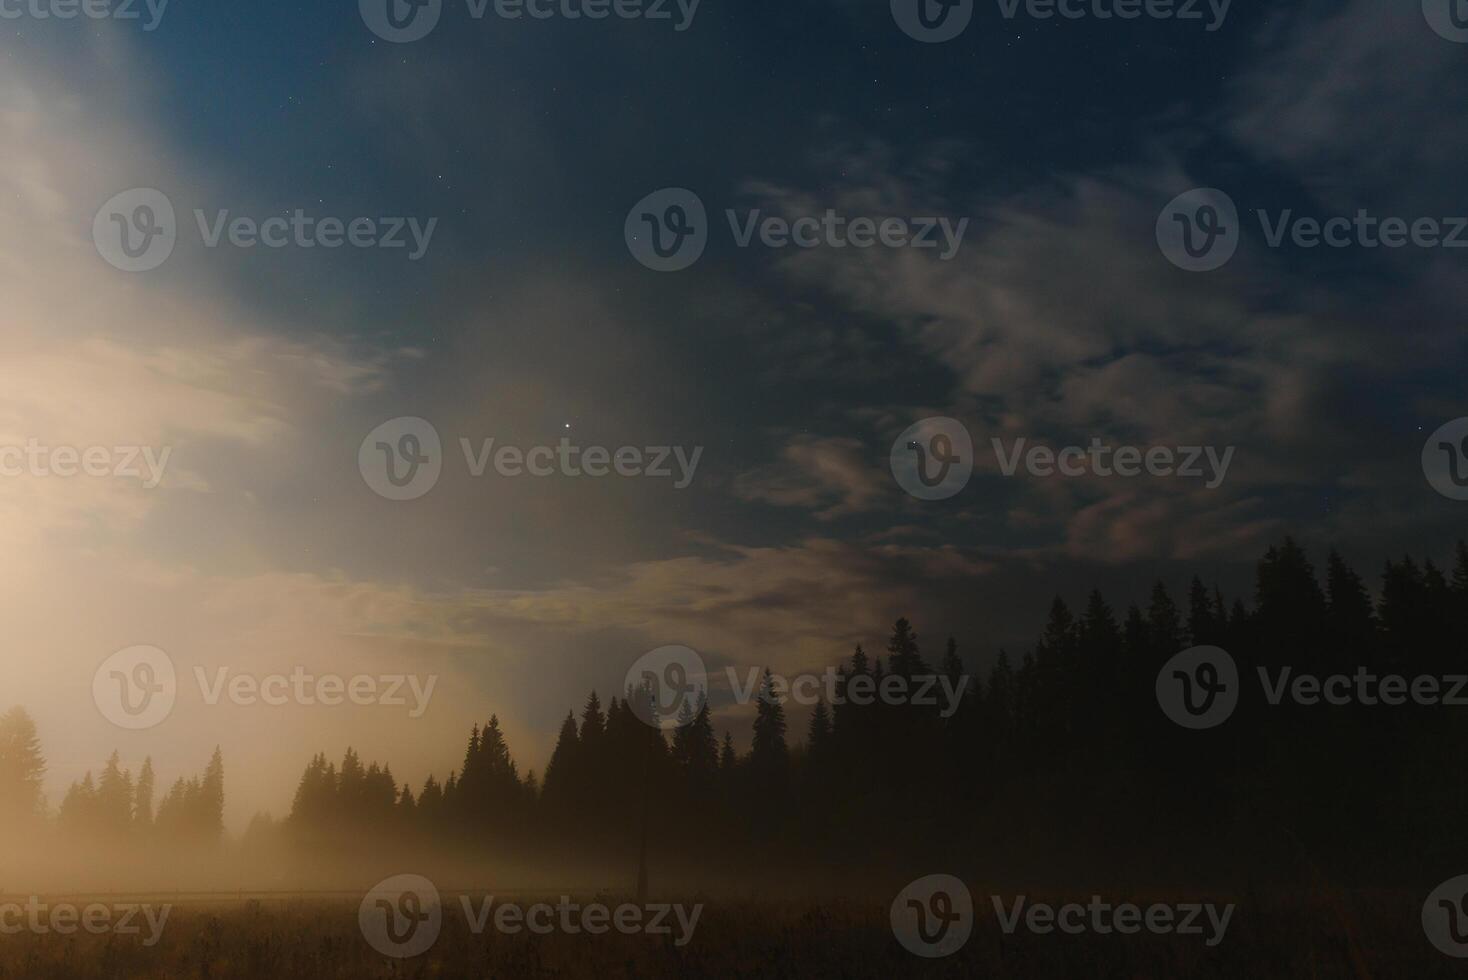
[6,0,1468,819]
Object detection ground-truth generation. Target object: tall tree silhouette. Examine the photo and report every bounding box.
[0,707,45,825]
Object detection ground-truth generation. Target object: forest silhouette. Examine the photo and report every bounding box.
[4,537,1466,891]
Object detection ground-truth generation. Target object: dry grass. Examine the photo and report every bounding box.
[0,890,1456,979]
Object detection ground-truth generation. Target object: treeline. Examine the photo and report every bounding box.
[0,712,225,844]
[58,749,225,842]
[7,538,1465,882]
[281,538,1468,883]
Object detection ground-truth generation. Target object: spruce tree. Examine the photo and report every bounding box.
[0,707,45,824]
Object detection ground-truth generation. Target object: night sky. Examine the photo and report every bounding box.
[4,0,1466,824]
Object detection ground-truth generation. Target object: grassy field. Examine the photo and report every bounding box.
[0,889,1458,979]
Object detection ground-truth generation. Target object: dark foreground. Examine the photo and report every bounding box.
[0,889,1457,979]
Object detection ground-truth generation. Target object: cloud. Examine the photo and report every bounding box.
[733,435,887,519]
[1228,0,1468,213]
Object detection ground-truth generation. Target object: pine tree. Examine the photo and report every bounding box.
[1081,591,1121,654]
[940,637,964,685]
[1148,582,1183,656]
[748,670,790,805]
[1453,540,1468,595]
[59,773,99,834]
[97,752,134,834]
[134,757,156,831]
[541,712,580,813]
[201,747,225,841]
[719,732,737,772]
[0,707,46,824]
[807,697,833,759]
[886,618,929,677]
[1326,550,1376,637]
[581,692,606,744]
[1040,598,1077,662]
[1187,577,1216,645]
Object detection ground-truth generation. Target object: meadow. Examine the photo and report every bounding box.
[0,888,1454,979]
